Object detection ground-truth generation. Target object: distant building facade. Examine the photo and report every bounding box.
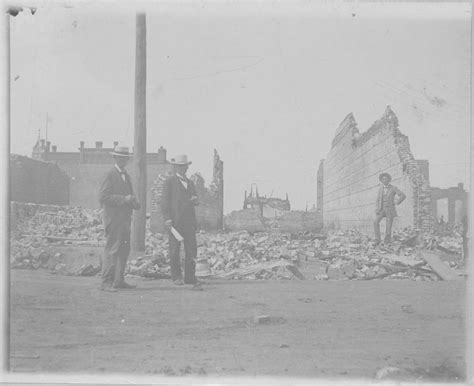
[32,138,172,210]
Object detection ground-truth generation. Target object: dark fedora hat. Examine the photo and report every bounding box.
[379,172,392,182]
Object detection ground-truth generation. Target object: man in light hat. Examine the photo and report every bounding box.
[161,154,201,288]
[374,172,406,245]
[99,146,140,291]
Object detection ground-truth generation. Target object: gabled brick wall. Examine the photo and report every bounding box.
[318,106,432,234]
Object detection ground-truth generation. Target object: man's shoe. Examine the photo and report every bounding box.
[191,283,203,291]
[100,285,118,292]
[173,279,184,286]
[113,282,137,289]
[184,277,206,285]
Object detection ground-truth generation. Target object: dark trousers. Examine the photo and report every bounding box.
[462,236,468,261]
[102,223,131,287]
[374,211,395,242]
[168,227,197,283]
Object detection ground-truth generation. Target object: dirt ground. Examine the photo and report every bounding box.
[9,269,466,381]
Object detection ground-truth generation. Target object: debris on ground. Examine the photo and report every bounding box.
[254,315,271,324]
[10,203,466,281]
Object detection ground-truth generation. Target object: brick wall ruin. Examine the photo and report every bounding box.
[10,154,70,206]
[150,150,224,233]
[431,183,468,223]
[317,106,432,234]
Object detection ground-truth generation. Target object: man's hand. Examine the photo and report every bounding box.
[165,220,173,231]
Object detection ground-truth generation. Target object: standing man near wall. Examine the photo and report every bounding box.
[374,172,406,245]
[161,155,202,288]
[99,146,140,291]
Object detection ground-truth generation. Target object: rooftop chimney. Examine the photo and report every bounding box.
[80,141,85,148]
[45,141,51,152]
[40,139,45,147]
[458,182,464,191]
[113,141,118,148]
[95,141,103,149]
[52,145,57,152]
[157,146,167,163]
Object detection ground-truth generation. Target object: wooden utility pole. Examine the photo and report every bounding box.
[132,13,147,252]
[1,8,11,373]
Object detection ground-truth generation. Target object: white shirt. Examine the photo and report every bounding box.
[115,164,127,182]
[176,173,188,189]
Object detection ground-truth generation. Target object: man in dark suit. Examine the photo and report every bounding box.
[161,154,201,287]
[374,172,406,245]
[99,146,140,291]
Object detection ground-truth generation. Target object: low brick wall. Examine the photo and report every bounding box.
[224,209,266,233]
[10,201,74,228]
[275,211,323,233]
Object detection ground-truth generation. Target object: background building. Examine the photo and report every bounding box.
[32,138,172,210]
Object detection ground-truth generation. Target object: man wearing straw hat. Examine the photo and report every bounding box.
[161,154,201,288]
[99,146,141,291]
[374,172,406,245]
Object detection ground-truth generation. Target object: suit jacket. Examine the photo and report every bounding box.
[376,184,406,217]
[161,174,198,231]
[99,167,140,231]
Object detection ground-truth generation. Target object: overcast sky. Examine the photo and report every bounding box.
[9,2,471,213]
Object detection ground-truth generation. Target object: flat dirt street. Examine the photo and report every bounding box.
[10,270,466,381]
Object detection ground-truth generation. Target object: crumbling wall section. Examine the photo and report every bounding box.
[316,159,324,221]
[10,155,70,206]
[320,106,432,234]
[150,150,224,233]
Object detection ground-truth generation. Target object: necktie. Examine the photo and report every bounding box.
[177,175,188,188]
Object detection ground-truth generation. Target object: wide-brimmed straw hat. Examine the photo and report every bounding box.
[170,154,192,165]
[110,146,133,157]
[379,172,392,182]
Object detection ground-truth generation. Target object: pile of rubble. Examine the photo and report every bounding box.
[129,226,465,282]
[11,206,105,271]
[10,204,465,281]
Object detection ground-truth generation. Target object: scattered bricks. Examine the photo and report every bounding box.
[11,200,463,281]
[254,315,271,324]
[77,264,100,277]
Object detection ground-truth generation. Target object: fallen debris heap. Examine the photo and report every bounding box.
[10,203,466,281]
